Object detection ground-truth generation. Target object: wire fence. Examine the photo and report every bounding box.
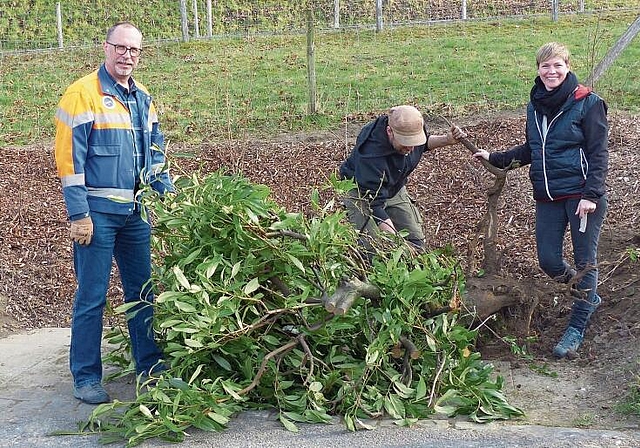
[1,0,639,53]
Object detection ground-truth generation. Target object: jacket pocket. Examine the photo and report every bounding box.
[86,144,120,187]
[88,144,121,157]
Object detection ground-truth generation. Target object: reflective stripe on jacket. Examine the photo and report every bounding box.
[54,64,172,218]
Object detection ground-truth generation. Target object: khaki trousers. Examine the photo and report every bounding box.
[343,186,425,247]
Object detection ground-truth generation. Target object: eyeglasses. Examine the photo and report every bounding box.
[106,42,142,57]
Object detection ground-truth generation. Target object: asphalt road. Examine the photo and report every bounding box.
[1,328,639,448]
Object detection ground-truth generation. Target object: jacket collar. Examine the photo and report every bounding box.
[97,64,139,97]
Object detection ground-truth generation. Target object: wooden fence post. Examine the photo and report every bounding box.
[375,0,383,32]
[192,0,200,38]
[551,0,559,22]
[461,0,467,20]
[56,2,64,49]
[180,0,189,42]
[207,0,213,38]
[334,0,340,29]
[307,6,317,114]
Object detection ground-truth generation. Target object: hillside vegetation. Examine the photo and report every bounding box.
[2,10,640,146]
[1,0,638,48]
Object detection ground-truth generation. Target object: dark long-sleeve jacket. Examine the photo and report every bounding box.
[339,115,430,222]
[489,85,608,202]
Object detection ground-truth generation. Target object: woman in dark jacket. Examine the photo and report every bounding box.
[474,42,608,359]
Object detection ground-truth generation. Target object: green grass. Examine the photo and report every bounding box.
[615,383,640,416]
[1,12,639,146]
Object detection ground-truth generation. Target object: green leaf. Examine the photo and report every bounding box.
[189,364,204,384]
[221,380,243,400]
[304,409,332,424]
[425,334,437,352]
[113,301,142,314]
[156,291,188,304]
[384,394,405,419]
[172,266,191,290]
[139,404,154,419]
[243,277,260,294]
[365,349,380,366]
[283,411,306,422]
[174,301,197,313]
[230,262,241,279]
[207,411,229,426]
[415,377,427,401]
[213,354,233,371]
[184,338,203,348]
[392,380,414,399]
[279,414,299,432]
[355,417,376,430]
[344,415,356,432]
[167,377,190,391]
[394,417,419,427]
[287,254,305,273]
[246,208,260,224]
[261,334,281,345]
[183,248,203,265]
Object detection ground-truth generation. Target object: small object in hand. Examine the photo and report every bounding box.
[579,215,587,233]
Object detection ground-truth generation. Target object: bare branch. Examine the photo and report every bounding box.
[237,339,299,396]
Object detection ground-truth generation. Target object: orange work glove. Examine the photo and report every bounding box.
[70,216,93,246]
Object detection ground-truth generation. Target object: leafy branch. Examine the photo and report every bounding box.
[88,169,523,446]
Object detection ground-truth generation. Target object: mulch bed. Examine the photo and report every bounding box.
[1,113,638,341]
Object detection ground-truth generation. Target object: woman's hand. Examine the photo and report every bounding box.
[472,149,490,161]
[575,199,597,219]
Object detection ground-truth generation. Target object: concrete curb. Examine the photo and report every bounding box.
[1,328,639,448]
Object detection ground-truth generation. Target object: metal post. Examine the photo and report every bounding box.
[334,0,340,29]
[461,0,467,20]
[375,0,383,32]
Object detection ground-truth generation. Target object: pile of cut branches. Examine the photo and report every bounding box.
[84,170,522,446]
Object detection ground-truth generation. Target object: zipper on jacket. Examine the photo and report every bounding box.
[534,109,564,201]
[579,147,588,179]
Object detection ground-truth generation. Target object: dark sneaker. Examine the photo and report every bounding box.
[73,382,111,404]
[553,326,583,359]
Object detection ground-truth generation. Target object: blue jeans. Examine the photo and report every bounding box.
[70,211,163,387]
[535,196,607,330]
